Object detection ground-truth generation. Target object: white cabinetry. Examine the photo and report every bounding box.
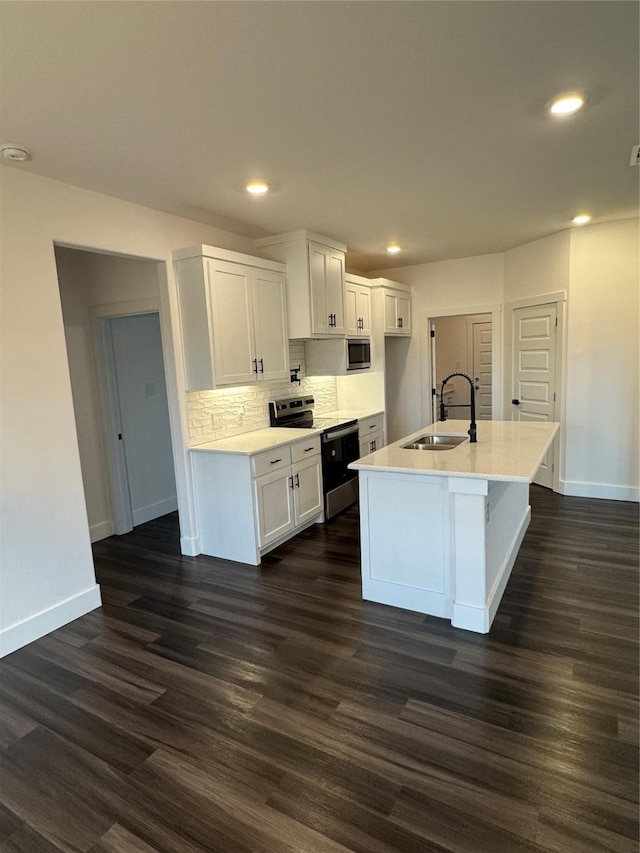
[254,440,323,547]
[358,413,385,457]
[191,436,323,565]
[174,245,289,390]
[256,230,347,338]
[370,278,412,337]
[345,273,371,336]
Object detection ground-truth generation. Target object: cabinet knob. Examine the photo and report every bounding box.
[512,399,520,406]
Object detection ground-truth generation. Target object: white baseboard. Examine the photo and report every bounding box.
[180,535,200,557]
[452,506,531,634]
[0,586,102,659]
[89,519,114,543]
[559,479,639,502]
[132,495,178,527]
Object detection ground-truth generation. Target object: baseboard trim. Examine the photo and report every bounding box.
[180,535,200,557]
[558,479,639,502]
[0,585,102,659]
[89,519,114,543]
[132,496,178,527]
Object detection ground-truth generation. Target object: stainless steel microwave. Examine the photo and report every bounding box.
[346,338,371,371]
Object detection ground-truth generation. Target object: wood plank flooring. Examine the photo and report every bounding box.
[0,486,638,852]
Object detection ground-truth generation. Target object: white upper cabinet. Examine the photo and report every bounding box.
[256,230,347,338]
[173,246,289,390]
[370,278,412,337]
[345,273,372,336]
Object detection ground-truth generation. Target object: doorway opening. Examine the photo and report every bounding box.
[55,246,178,542]
[430,312,493,423]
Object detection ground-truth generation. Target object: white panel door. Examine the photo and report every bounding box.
[207,259,256,386]
[326,250,346,334]
[254,468,295,547]
[345,283,359,335]
[110,313,177,527]
[472,321,492,420]
[251,268,289,382]
[357,287,371,335]
[512,303,558,488]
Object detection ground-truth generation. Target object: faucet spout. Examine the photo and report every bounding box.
[439,372,478,443]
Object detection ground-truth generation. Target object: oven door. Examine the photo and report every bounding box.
[321,426,359,492]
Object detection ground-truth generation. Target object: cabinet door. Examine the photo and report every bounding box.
[359,436,372,458]
[207,260,257,386]
[254,468,295,547]
[383,292,398,333]
[397,295,411,334]
[251,268,289,382]
[293,456,323,526]
[326,250,346,334]
[308,243,329,334]
[345,283,359,335]
[357,287,371,335]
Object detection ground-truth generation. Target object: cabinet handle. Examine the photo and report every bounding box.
[259,357,264,374]
[295,473,300,487]
[252,358,258,374]
[397,317,403,328]
[369,424,376,429]
[271,458,282,464]
[289,475,294,489]
[304,446,315,452]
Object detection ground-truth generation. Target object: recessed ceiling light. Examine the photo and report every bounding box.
[386,245,401,254]
[246,180,269,195]
[549,93,585,116]
[572,213,591,226]
[1,143,31,162]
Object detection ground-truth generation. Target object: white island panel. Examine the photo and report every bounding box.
[361,473,450,618]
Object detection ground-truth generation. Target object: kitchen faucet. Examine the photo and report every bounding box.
[439,372,477,443]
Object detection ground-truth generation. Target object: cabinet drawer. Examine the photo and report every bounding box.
[291,436,321,464]
[252,446,292,478]
[359,414,384,436]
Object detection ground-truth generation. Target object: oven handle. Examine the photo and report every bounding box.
[321,424,359,442]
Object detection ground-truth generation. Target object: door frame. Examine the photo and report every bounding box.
[420,303,502,427]
[505,291,566,494]
[92,298,164,535]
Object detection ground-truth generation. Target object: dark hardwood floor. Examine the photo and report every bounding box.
[1,486,638,852]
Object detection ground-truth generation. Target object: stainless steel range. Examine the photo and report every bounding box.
[269,396,359,519]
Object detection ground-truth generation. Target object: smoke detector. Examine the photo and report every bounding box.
[630,145,640,167]
[1,144,32,163]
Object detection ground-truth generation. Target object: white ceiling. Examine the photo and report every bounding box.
[1,1,638,271]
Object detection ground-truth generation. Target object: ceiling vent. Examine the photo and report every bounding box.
[630,145,640,166]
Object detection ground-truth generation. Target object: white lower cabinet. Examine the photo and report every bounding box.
[254,452,323,547]
[358,413,385,457]
[192,436,323,565]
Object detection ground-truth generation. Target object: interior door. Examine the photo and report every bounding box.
[110,313,177,527]
[512,303,558,488]
[471,321,492,420]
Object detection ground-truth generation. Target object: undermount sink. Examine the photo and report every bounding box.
[402,434,468,451]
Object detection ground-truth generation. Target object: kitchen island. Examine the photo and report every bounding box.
[349,420,559,633]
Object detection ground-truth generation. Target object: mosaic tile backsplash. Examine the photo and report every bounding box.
[187,340,338,444]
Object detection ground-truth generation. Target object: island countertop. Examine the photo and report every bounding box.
[349,419,559,482]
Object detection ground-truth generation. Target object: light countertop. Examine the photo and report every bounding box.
[349,420,559,482]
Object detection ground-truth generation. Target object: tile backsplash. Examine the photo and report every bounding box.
[187,340,338,444]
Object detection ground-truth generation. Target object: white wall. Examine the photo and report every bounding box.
[503,221,639,501]
[372,253,504,439]
[0,166,256,657]
[564,220,639,499]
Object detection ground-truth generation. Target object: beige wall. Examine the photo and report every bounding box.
[565,220,639,498]
[0,166,256,656]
